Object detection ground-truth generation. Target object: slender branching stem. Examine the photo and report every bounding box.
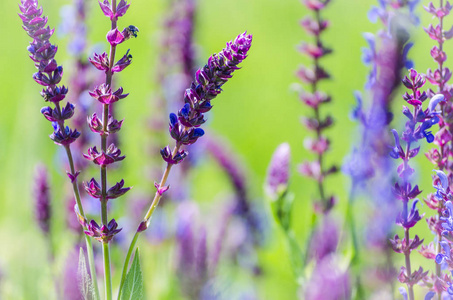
[118,143,181,298]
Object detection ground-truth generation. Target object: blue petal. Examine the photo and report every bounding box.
[433,170,448,190]
[399,287,408,300]
[193,128,204,138]
[169,113,178,126]
[368,7,380,23]
[424,131,435,143]
[428,94,445,113]
[424,291,435,300]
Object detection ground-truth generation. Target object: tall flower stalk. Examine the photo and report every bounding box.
[82,1,137,299]
[343,2,418,296]
[18,0,100,297]
[297,0,336,216]
[389,69,444,300]
[421,3,453,297]
[118,32,253,297]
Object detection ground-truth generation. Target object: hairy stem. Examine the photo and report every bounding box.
[63,144,100,299]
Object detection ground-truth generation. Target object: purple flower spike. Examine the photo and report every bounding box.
[265,143,291,201]
[161,33,251,164]
[84,219,122,243]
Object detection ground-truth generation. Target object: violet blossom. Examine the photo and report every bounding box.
[419,3,453,295]
[118,31,253,296]
[389,69,444,300]
[297,0,336,216]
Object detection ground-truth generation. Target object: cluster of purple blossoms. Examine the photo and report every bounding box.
[79,0,137,243]
[389,69,444,300]
[297,0,337,215]
[159,32,252,170]
[20,1,102,296]
[119,31,253,296]
[418,2,453,296]
[136,31,252,233]
[346,0,417,188]
[19,0,79,148]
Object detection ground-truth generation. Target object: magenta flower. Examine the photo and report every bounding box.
[85,219,122,243]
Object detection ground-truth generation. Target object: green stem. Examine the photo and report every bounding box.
[345,185,359,265]
[117,232,140,299]
[118,144,180,299]
[103,242,113,300]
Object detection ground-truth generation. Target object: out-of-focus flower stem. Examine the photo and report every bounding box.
[404,227,414,300]
[404,141,414,300]
[343,184,364,299]
[64,143,100,300]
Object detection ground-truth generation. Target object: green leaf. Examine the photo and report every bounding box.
[77,247,96,300]
[284,229,304,283]
[120,248,144,300]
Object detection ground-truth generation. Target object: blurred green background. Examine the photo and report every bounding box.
[0,0,448,299]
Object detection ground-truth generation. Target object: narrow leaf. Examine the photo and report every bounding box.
[77,247,95,300]
[120,248,144,300]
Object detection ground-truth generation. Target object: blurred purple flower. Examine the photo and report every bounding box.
[308,217,339,262]
[304,256,351,300]
[265,143,290,201]
[34,164,51,234]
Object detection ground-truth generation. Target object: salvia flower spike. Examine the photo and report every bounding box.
[85,0,137,299]
[118,31,252,296]
[420,1,453,293]
[19,0,100,297]
[390,68,444,300]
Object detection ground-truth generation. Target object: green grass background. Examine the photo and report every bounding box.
[0,0,447,299]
